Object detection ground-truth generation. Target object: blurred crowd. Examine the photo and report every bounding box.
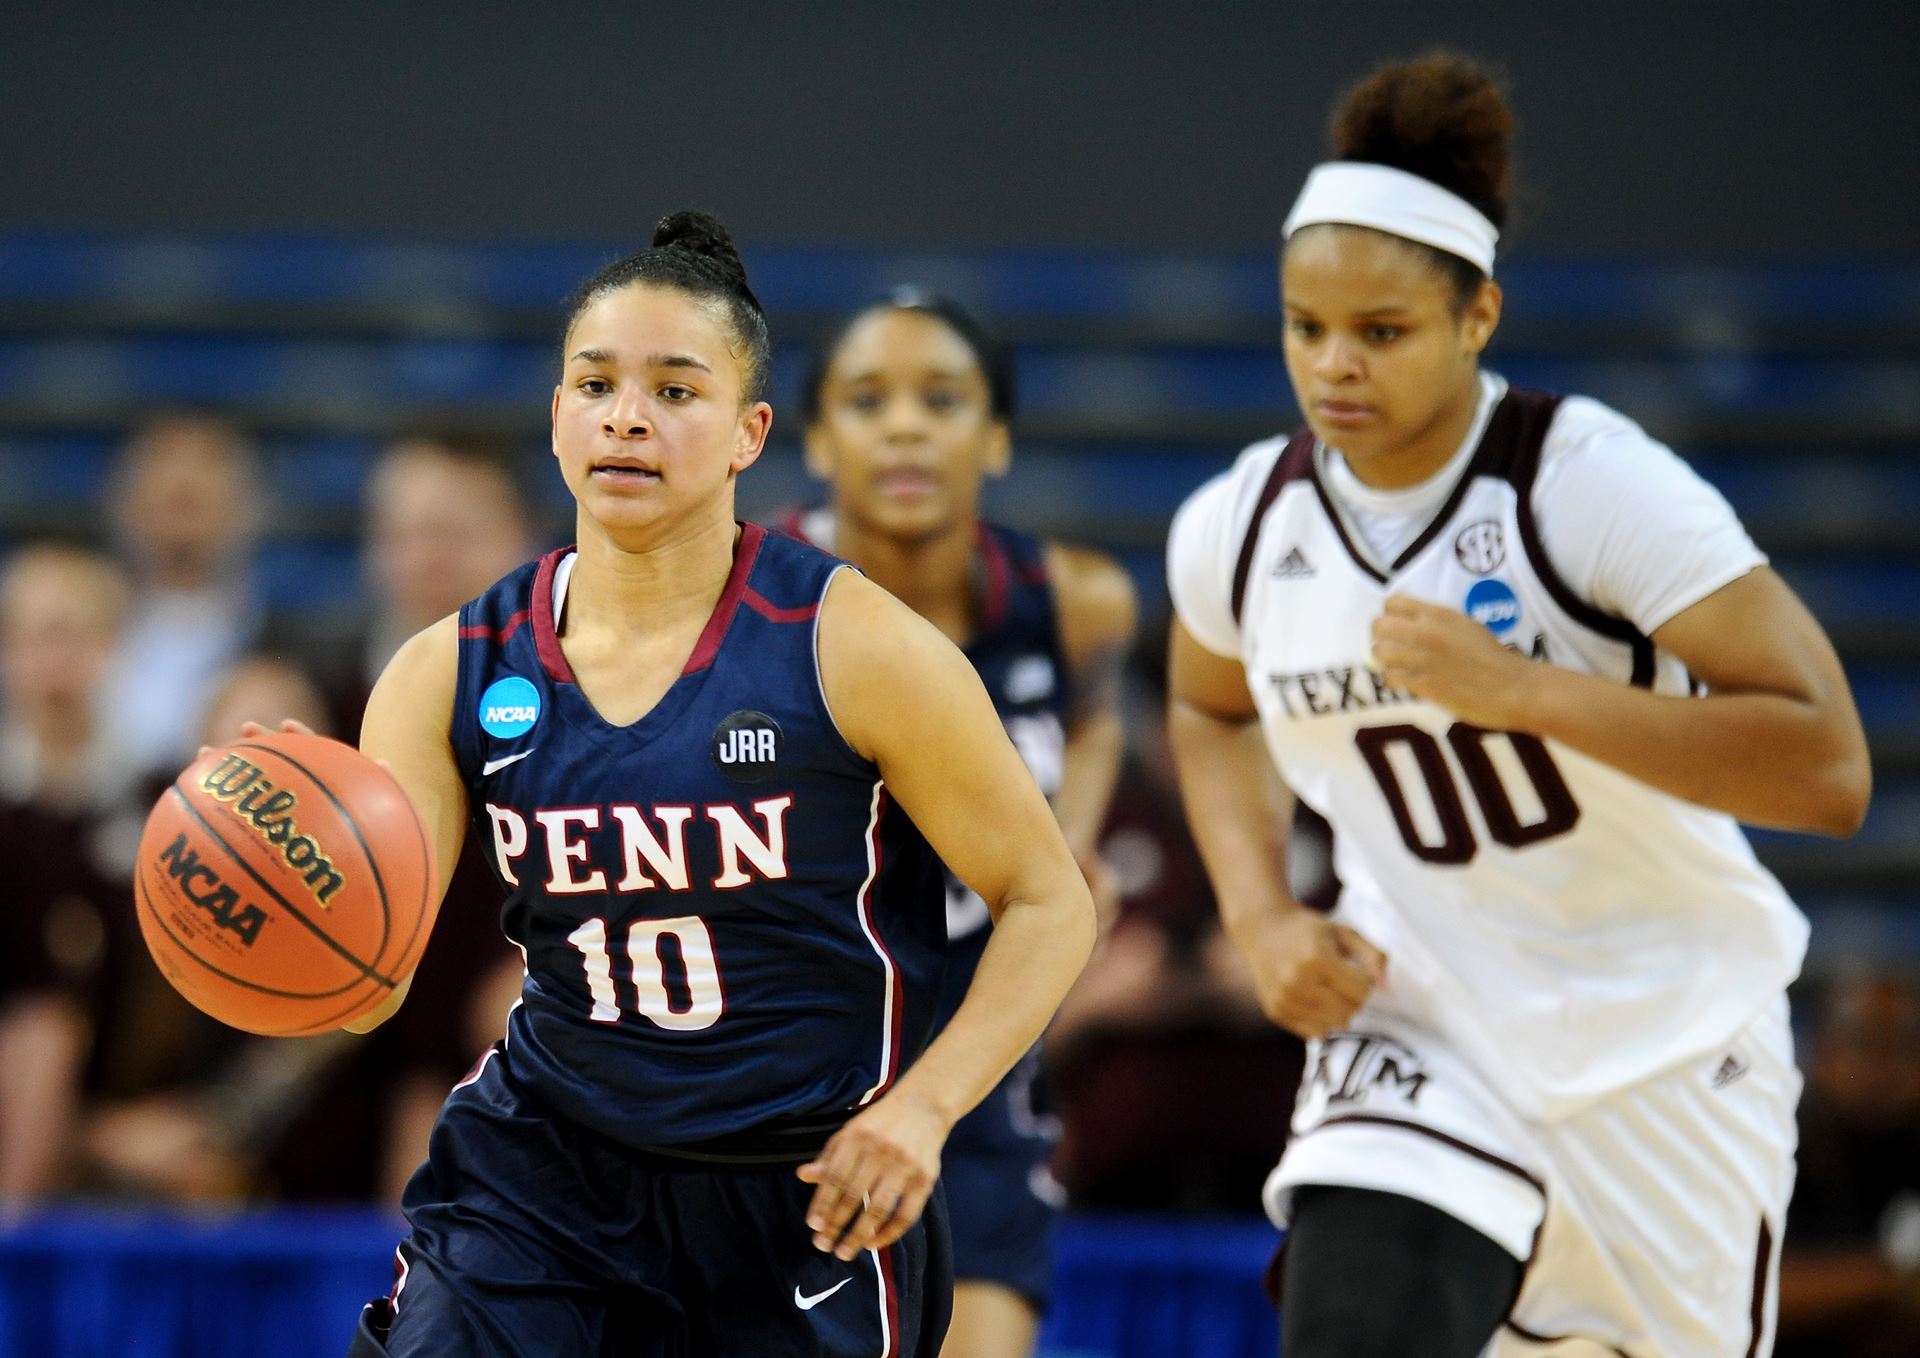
[0,412,1915,1351]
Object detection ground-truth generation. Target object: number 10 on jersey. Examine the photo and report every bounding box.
[567,916,726,1030]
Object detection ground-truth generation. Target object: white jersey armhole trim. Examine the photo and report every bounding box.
[852,778,897,1107]
[812,563,869,766]
[550,550,578,628]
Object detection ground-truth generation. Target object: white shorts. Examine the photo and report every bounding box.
[1264,996,1800,1358]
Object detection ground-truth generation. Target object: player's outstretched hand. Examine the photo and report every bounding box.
[797,1089,948,1261]
[1239,908,1387,1041]
[1370,595,1530,730]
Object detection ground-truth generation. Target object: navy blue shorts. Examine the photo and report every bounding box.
[941,1049,1061,1310]
[359,1047,952,1358]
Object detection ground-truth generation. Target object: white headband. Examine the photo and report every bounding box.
[1283,161,1499,276]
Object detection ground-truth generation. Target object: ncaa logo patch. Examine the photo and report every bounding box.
[1453,519,1506,574]
[478,676,541,739]
[712,710,783,782]
[1465,579,1521,636]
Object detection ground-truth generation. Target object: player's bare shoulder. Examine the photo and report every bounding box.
[1042,542,1137,670]
[365,613,459,732]
[816,566,973,763]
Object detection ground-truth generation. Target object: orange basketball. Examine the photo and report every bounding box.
[135,731,439,1036]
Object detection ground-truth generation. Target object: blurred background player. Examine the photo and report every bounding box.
[792,293,1137,1357]
[1167,55,1870,1358]
[102,412,268,782]
[332,213,1096,1357]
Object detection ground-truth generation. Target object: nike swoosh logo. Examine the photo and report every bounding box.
[793,1279,851,1311]
[481,749,535,776]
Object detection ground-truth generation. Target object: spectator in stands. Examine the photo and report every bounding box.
[1776,972,1920,1357]
[292,435,544,731]
[0,545,132,1208]
[271,435,536,1202]
[79,655,352,1203]
[102,411,267,780]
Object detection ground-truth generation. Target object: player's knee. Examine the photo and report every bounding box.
[344,1300,393,1358]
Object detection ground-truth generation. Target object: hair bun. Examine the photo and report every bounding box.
[651,210,752,294]
[1332,54,1511,227]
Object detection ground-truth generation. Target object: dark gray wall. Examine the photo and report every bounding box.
[2,1,1913,256]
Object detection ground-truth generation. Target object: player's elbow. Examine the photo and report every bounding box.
[1807,750,1872,838]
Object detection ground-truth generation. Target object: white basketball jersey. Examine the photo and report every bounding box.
[1169,377,1808,1120]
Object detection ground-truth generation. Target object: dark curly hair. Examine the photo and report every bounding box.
[561,211,772,404]
[1319,54,1513,302]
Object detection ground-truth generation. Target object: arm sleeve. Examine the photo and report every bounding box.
[1166,440,1286,658]
[1534,401,1767,636]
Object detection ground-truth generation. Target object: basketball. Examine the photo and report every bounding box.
[134,731,439,1036]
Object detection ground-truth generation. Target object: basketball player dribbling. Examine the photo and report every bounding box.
[787,294,1137,1358]
[323,213,1095,1357]
[1166,56,1871,1358]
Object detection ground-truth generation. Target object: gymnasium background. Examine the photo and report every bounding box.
[2,4,1917,1355]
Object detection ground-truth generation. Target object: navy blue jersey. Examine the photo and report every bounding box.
[449,523,945,1156]
[777,510,1071,1161]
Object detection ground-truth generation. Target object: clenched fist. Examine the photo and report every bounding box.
[1234,907,1387,1041]
[1370,595,1534,730]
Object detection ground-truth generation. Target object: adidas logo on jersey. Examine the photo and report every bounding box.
[1271,547,1316,579]
[1710,1053,1748,1090]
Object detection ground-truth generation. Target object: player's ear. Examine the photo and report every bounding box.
[802,424,836,481]
[550,386,563,460]
[1461,279,1502,357]
[982,420,1012,479]
[730,401,773,475]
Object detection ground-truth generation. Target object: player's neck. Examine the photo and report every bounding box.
[834,512,976,644]
[566,511,739,638]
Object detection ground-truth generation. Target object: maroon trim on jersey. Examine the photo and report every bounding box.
[1314,1111,1547,1197]
[1231,433,1319,620]
[530,547,578,684]
[1489,388,1658,688]
[1304,393,1517,585]
[683,522,769,676]
[743,587,818,624]
[1502,1320,1631,1356]
[976,521,1013,630]
[1307,471,1388,586]
[1745,1217,1774,1358]
[459,608,530,644]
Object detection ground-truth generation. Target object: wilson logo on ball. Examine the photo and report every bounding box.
[156,832,269,946]
[199,754,346,906]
